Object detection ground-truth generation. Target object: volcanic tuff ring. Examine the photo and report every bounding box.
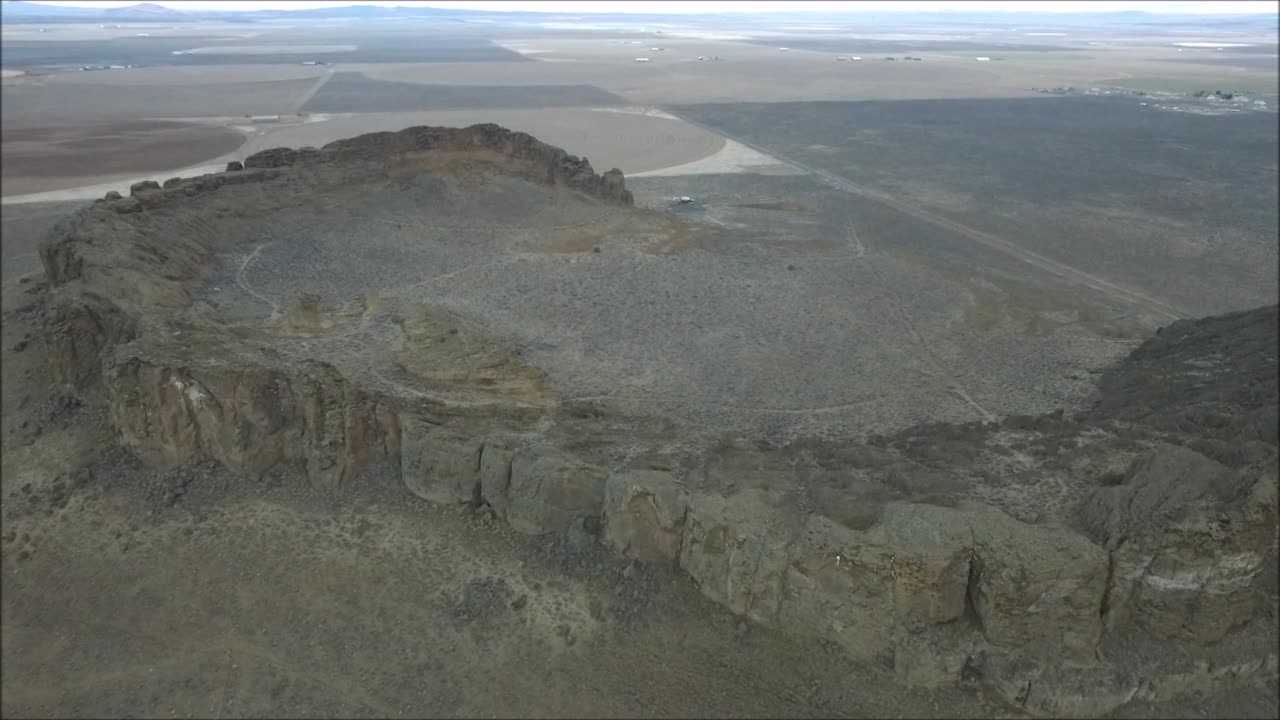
[35,124,1279,718]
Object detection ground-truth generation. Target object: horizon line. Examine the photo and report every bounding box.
[16,1,1280,17]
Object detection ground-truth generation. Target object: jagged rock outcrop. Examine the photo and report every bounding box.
[30,122,1277,717]
[504,448,608,535]
[965,502,1108,662]
[1082,443,1277,643]
[401,421,485,505]
[1090,304,1279,445]
[107,358,396,489]
[400,423,609,534]
[672,489,1109,673]
[603,470,690,564]
[679,487,799,624]
[129,179,160,195]
[243,123,634,206]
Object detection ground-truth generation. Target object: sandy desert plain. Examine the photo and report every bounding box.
[1,6,1278,719]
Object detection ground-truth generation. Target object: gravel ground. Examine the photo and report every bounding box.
[203,170,1143,443]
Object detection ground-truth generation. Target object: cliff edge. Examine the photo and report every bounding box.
[32,125,1278,717]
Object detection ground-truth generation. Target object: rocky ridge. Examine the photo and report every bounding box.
[34,124,1278,717]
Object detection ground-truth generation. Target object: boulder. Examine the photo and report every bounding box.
[503,448,606,535]
[778,512,896,660]
[599,168,632,205]
[129,180,160,195]
[400,418,482,505]
[963,502,1108,662]
[104,190,122,201]
[176,366,296,480]
[778,503,974,664]
[868,503,974,630]
[108,362,205,470]
[226,160,244,171]
[162,177,182,189]
[679,488,800,623]
[44,298,136,390]
[293,362,382,490]
[106,358,389,489]
[603,469,689,564]
[244,147,302,169]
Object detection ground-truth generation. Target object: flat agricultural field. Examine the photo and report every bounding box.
[3,14,1274,203]
[238,108,724,175]
[1,75,319,123]
[32,63,327,84]
[1,121,245,195]
[299,72,624,112]
[0,24,529,68]
[358,37,1278,104]
[0,107,726,199]
[359,46,1039,104]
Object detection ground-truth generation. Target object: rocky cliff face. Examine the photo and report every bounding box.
[32,125,1277,717]
[244,123,634,206]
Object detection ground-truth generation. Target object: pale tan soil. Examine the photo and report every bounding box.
[2,108,725,200]
[1,163,231,204]
[1,121,246,193]
[629,137,798,177]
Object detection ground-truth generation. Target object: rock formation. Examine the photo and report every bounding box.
[34,124,1278,717]
[240,123,634,205]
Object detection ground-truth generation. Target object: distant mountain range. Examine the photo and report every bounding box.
[3,2,183,19]
[1,1,1275,25]
[0,1,542,22]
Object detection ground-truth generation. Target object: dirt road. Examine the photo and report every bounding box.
[661,110,1190,323]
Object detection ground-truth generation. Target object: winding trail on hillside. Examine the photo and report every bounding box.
[849,216,997,422]
[292,69,336,114]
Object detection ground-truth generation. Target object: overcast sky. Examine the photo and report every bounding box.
[23,1,1280,14]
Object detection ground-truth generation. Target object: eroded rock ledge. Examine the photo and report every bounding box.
[242,122,634,205]
[34,125,1278,717]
